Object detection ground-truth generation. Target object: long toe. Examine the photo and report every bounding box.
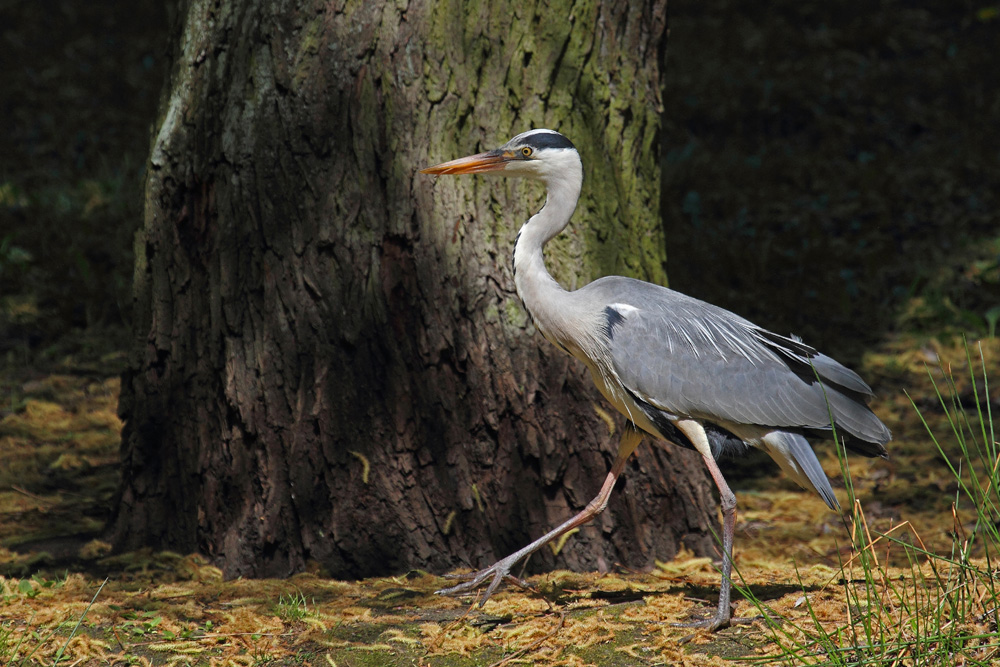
[672,612,760,632]
[435,570,495,597]
[435,556,520,605]
[672,614,730,632]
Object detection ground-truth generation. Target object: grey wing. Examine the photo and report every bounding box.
[592,279,890,449]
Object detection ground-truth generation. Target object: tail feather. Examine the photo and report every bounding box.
[760,431,840,510]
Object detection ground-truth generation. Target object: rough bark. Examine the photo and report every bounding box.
[112,0,717,580]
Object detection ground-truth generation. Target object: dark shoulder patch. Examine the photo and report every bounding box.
[602,306,626,341]
[526,131,576,151]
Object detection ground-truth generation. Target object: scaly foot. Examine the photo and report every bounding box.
[672,606,759,631]
[435,553,530,606]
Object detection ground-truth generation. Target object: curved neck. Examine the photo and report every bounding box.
[512,159,583,346]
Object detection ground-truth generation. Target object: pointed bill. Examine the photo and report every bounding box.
[421,149,513,175]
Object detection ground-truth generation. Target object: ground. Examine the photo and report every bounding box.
[1,339,997,665]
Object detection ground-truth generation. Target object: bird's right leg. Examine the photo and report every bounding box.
[671,419,757,631]
[437,426,644,605]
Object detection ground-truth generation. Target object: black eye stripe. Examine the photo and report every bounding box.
[523,132,576,151]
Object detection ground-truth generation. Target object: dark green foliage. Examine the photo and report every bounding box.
[0,2,167,361]
[662,1,1000,358]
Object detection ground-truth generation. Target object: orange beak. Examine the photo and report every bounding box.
[421,149,513,175]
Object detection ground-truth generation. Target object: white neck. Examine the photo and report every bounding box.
[511,150,584,347]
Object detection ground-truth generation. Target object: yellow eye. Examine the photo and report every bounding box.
[521,146,533,158]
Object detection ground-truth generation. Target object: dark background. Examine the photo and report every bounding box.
[1,2,167,361]
[661,1,999,358]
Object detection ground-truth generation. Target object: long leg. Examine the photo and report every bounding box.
[437,425,644,605]
[687,452,739,630]
[672,419,751,631]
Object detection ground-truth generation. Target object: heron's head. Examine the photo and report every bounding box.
[421,129,581,187]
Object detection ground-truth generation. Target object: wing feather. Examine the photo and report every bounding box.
[581,277,890,450]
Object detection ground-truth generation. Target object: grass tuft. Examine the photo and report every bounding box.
[742,341,1000,665]
[275,590,315,622]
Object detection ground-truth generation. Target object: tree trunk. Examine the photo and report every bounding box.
[111,0,717,580]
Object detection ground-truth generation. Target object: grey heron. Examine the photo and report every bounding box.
[421,129,890,630]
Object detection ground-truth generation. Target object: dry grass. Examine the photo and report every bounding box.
[0,338,997,665]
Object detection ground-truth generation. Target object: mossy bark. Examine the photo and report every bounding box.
[112,0,717,579]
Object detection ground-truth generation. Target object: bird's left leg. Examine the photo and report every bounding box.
[672,419,757,631]
[436,425,644,605]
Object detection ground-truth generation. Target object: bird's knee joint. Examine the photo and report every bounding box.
[720,493,737,513]
[586,498,610,515]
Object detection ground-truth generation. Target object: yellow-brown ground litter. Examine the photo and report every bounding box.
[0,338,996,665]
